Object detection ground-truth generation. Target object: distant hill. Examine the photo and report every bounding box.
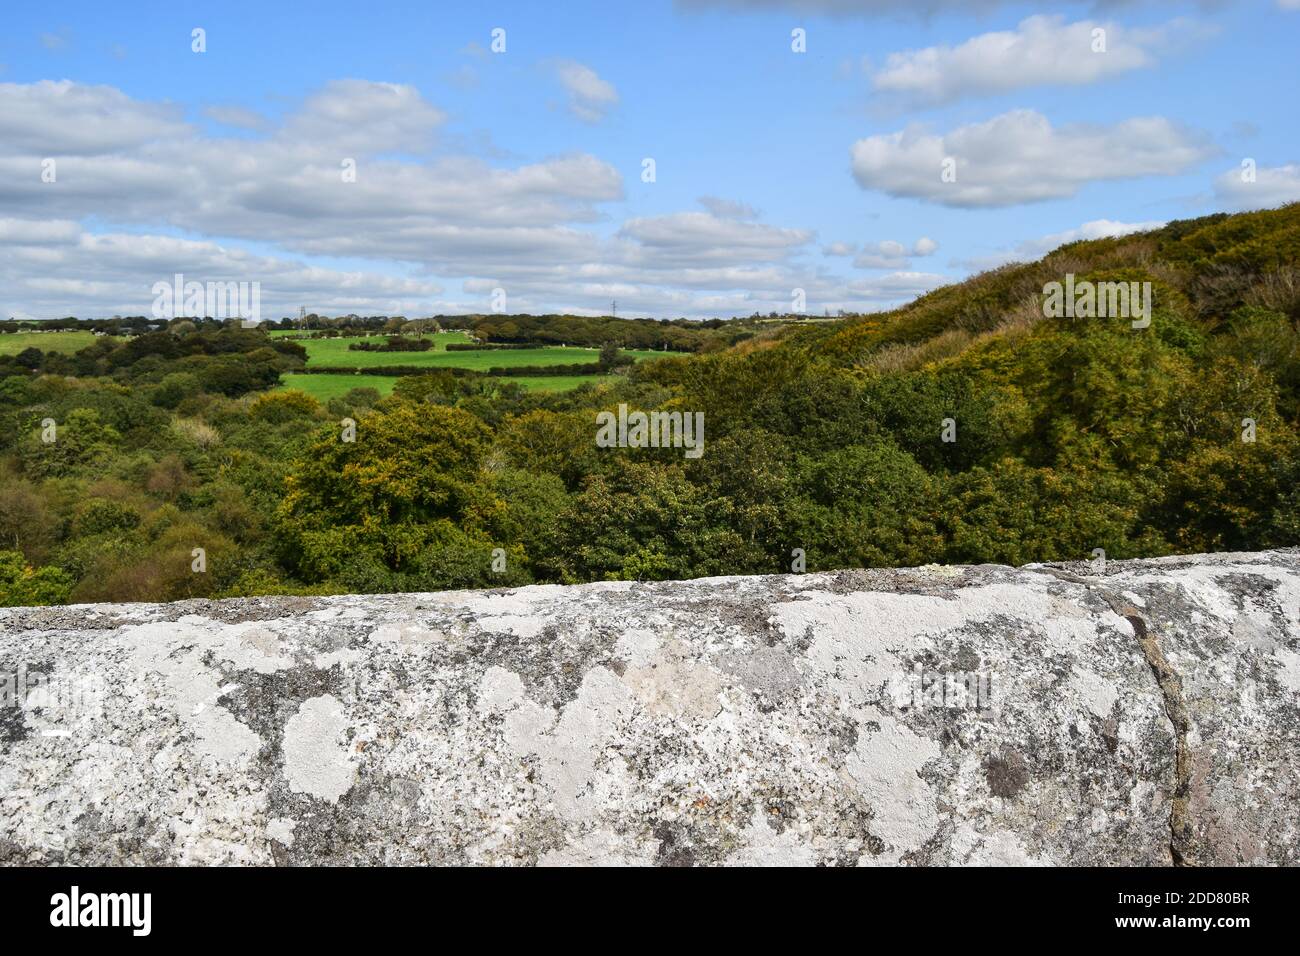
[783,203,1300,372]
[626,203,1299,568]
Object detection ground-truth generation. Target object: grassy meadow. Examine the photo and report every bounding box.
[2,327,653,398]
[270,331,661,395]
[0,330,110,355]
[276,371,616,401]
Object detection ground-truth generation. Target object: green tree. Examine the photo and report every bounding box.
[279,402,498,584]
[0,550,74,606]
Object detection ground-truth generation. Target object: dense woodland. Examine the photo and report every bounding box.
[2,205,1298,605]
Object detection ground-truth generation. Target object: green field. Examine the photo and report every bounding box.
[1,327,656,395]
[0,330,108,355]
[267,329,473,348]
[267,331,662,393]
[276,372,614,401]
[281,333,656,370]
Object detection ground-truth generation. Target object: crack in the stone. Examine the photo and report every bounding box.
[1121,612,1199,866]
[1028,567,1200,866]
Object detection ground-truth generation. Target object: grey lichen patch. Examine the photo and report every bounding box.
[724,807,817,866]
[1,549,1297,865]
[282,694,355,804]
[714,643,804,705]
[267,816,297,847]
[123,620,266,767]
[844,715,942,859]
[622,636,725,720]
[368,622,445,645]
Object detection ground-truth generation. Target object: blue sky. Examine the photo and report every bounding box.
[1,0,1297,320]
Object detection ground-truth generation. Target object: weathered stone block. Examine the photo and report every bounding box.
[1,550,1296,865]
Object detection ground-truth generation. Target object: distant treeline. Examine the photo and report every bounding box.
[3,311,818,353]
[298,357,632,378]
[0,326,305,396]
[272,313,762,352]
[347,337,434,352]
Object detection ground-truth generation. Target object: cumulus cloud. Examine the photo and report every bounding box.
[0,222,446,320]
[1213,162,1300,210]
[0,80,623,258]
[870,16,1209,107]
[203,104,272,131]
[554,60,619,123]
[0,80,185,154]
[850,109,1216,207]
[955,218,1165,271]
[286,79,447,151]
[846,271,950,301]
[844,237,938,269]
[1027,218,1164,253]
[853,239,908,269]
[698,196,760,219]
[0,78,853,319]
[618,212,812,267]
[0,218,82,244]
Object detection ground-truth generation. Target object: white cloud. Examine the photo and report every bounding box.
[846,271,951,301]
[823,241,857,256]
[0,79,624,260]
[850,109,1216,208]
[286,79,446,151]
[1213,162,1300,210]
[847,237,938,269]
[203,104,272,131]
[0,223,447,320]
[870,16,1209,107]
[554,61,619,123]
[1028,218,1164,253]
[0,79,968,320]
[955,218,1165,271]
[0,78,852,319]
[698,196,760,219]
[853,239,908,269]
[618,212,813,267]
[0,80,185,155]
[0,218,83,244]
